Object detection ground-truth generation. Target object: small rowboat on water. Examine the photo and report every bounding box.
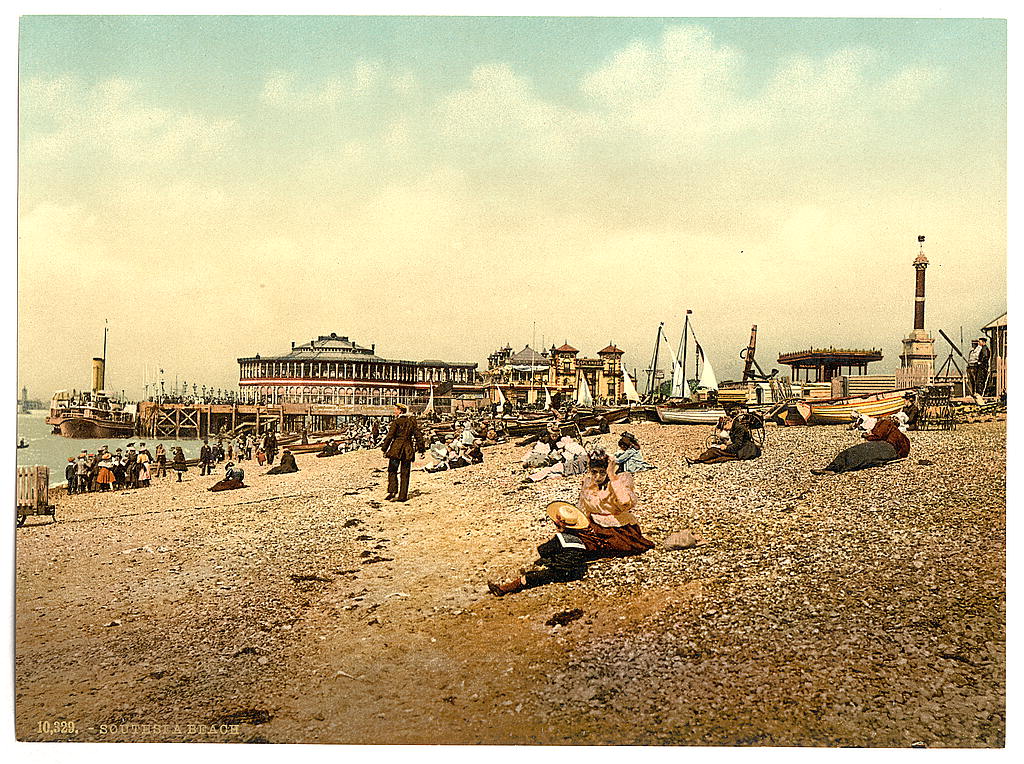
[799,390,912,425]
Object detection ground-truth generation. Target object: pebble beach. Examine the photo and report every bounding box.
[15,418,1005,746]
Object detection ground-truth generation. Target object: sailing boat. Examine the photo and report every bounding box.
[575,375,594,407]
[622,367,642,404]
[654,314,767,424]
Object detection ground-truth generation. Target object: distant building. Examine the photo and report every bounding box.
[981,312,1007,396]
[485,341,627,406]
[237,333,480,406]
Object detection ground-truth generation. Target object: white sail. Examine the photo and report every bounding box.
[543,384,553,410]
[424,384,434,414]
[496,385,507,408]
[698,349,719,391]
[575,375,594,407]
[660,333,692,399]
[622,368,642,403]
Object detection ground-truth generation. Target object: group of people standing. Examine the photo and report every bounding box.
[65,442,189,492]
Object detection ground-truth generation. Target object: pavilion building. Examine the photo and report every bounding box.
[237,333,480,406]
[777,347,884,383]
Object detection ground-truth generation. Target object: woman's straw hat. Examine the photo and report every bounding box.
[546,500,590,530]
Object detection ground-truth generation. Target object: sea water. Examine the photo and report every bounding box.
[15,410,206,486]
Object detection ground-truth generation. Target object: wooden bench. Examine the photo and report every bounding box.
[16,465,56,526]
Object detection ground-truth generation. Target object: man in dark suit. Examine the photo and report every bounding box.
[199,440,213,476]
[380,404,425,502]
[976,337,992,396]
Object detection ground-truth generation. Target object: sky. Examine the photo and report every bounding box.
[15,12,1008,400]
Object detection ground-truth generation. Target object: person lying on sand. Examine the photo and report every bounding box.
[811,416,910,475]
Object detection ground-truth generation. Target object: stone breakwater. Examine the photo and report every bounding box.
[15,419,1005,746]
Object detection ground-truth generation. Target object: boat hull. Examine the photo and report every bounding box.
[806,391,911,425]
[655,404,772,425]
[57,417,136,439]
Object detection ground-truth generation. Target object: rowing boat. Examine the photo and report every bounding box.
[800,390,912,425]
[655,404,772,425]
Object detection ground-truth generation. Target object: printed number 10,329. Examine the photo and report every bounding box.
[37,720,78,734]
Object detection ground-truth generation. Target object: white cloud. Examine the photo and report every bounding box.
[21,76,237,166]
[438,63,578,166]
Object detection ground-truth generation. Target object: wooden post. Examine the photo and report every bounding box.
[231,405,236,434]
[175,407,180,440]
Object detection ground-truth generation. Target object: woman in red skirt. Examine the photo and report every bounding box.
[489,447,654,595]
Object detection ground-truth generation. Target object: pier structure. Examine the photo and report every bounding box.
[136,400,400,439]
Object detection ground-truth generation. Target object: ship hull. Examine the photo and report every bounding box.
[57,417,136,439]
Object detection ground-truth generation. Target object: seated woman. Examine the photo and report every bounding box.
[209,462,246,491]
[687,409,761,465]
[445,441,472,470]
[901,392,922,431]
[467,439,484,464]
[490,448,655,595]
[613,431,656,473]
[316,439,340,457]
[811,416,910,475]
[423,436,451,472]
[848,410,877,433]
[266,449,299,474]
[521,438,555,469]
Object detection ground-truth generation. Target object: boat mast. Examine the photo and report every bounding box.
[646,322,664,398]
[690,321,703,382]
[680,310,692,399]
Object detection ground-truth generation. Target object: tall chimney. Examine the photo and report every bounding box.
[913,237,928,330]
[91,357,105,393]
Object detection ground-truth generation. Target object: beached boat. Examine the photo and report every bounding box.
[799,390,912,425]
[655,403,773,425]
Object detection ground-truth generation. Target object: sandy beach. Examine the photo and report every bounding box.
[15,418,1005,746]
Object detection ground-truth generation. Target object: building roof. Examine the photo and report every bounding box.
[983,312,1007,330]
[554,343,578,353]
[777,348,883,366]
[510,345,548,364]
[238,333,476,367]
[598,344,624,355]
[293,334,374,355]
